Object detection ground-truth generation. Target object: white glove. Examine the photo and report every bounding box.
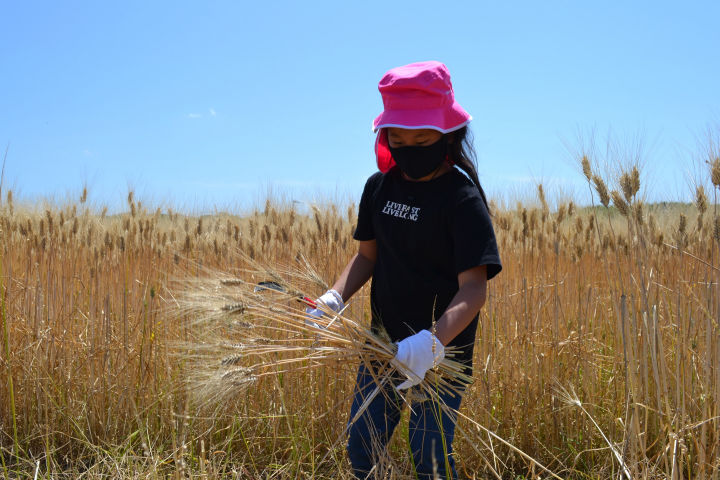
[305,289,344,328]
[391,330,445,390]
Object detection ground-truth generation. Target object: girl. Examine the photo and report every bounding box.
[309,61,502,479]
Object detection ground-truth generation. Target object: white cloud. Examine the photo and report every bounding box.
[186,109,216,119]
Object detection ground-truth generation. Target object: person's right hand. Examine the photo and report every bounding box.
[305,289,344,328]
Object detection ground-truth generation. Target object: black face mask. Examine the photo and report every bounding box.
[389,138,447,180]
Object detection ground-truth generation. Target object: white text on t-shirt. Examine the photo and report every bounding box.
[381,200,420,222]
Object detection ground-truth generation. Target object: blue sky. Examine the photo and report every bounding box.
[2,1,719,213]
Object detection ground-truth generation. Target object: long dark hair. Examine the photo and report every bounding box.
[447,126,491,214]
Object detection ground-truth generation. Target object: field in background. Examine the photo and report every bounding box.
[1,152,720,478]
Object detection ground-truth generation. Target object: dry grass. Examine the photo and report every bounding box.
[1,139,720,478]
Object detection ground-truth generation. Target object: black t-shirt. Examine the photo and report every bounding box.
[353,167,502,371]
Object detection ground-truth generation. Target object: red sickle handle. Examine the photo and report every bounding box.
[299,296,317,308]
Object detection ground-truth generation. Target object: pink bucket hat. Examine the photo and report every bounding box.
[372,61,472,134]
[373,61,471,172]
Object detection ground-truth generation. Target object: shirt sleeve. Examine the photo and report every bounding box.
[353,173,381,241]
[451,193,502,280]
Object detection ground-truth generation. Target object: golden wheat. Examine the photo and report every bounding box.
[0,153,719,479]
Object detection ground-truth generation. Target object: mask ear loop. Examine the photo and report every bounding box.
[375,128,396,173]
[444,133,455,167]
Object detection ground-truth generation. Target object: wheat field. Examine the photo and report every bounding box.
[1,149,720,478]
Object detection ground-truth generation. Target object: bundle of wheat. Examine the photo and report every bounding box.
[170,256,469,409]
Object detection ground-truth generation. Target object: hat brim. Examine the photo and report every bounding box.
[372,103,471,133]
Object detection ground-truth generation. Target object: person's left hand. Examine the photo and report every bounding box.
[391,330,445,390]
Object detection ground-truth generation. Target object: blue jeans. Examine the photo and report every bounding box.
[346,362,464,479]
